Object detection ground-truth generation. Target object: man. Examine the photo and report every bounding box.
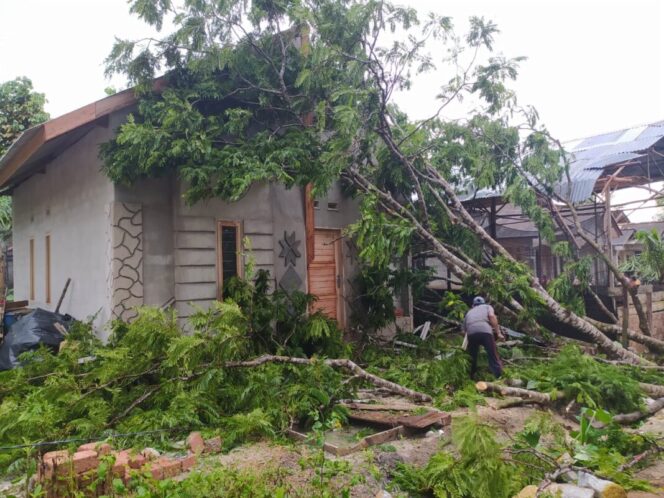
[463,296,504,379]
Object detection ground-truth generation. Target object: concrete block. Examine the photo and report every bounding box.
[176,232,216,249]
[72,450,98,475]
[175,266,216,284]
[243,219,273,235]
[175,216,215,232]
[186,432,205,455]
[176,248,216,266]
[175,283,217,301]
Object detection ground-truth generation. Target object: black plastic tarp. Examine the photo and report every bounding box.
[0,308,74,370]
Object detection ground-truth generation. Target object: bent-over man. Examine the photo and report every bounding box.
[463,296,504,378]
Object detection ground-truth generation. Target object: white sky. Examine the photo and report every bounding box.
[1,0,663,218]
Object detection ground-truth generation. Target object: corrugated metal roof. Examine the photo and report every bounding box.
[555,121,664,203]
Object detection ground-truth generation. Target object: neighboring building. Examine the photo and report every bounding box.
[0,88,371,336]
[613,221,664,266]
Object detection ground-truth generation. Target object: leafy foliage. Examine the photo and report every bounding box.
[0,303,351,476]
[223,270,348,357]
[620,229,664,283]
[547,256,592,315]
[391,416,529,497]
[0,77,49,239]
[508,345,646,413]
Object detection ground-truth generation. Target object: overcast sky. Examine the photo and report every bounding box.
[1,0,663,218]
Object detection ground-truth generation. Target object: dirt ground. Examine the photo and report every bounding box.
[194,396,663,497]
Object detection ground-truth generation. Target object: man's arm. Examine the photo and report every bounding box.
[488,309,504,341]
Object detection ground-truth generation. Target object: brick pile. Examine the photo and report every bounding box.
[37,432,222,497]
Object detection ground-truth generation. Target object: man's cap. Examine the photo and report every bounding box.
[472,296,485,306]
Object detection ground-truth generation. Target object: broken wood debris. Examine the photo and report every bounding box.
[287,425,404,457]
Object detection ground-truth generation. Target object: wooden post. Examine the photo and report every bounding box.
[55,278,71,314]
[604,186,614,290]
[622,286,629,347]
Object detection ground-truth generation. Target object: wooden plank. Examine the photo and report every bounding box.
[305,184,315,265]
[6,300,28,311]
[338,402,424,412]
[397,411,451,429]
[45,235,51,304]
[0,127,45,187]
[29,238,35,301]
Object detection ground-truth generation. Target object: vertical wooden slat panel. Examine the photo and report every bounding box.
[29,239,35,301]
[45,235,51,304]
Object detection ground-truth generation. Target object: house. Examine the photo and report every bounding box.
[0,88,393,336]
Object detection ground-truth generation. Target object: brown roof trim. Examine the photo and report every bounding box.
[0,78,167,189]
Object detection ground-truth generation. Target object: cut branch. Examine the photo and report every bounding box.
[613,397,664,425]
[224,354,432,403]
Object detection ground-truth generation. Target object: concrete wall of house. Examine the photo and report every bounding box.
[114,175,175,309]
[12,121,118,330]
[172,181,277,324]
[171,180,361,329]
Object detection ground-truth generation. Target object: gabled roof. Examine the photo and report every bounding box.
[0,79,166,191]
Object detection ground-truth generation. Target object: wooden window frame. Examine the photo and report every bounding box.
[29,238,35,301]
[216,221,242,300]
[45,234,51,304]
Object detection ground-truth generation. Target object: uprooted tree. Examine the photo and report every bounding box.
[101,0,661,364]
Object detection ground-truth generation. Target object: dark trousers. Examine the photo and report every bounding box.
[468,333,503,378]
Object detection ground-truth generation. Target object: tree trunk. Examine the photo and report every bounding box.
[639,382,664,398]
[475,381,561,404]
[613,397,664,425]
[588,318,664,354]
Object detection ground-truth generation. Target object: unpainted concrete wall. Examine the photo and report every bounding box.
[12,119,118,330]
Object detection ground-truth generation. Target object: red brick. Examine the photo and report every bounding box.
[187,432,205,455]
[129,452,147,469]
[42,450,69,466]
[159,458,182,479]
[150,462,165,480]
[77,441,112,457]
[72,450,98,475]
[111,450,130,478]
[179,452,197,472]
[204,436,222,454]
[40,450,71,480]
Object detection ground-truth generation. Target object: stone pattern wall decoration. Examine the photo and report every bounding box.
[278,230,302,293]
[110,202,144,321]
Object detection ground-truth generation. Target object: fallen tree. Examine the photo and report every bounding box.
[476,380,664,425]
[102,0,655,364]
[224,354,431,402]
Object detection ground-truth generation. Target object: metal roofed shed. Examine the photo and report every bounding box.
[556,121,664,203]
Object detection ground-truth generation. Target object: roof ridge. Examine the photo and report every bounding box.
[563,119,664,145]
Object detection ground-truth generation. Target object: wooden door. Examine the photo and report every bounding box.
[309,229,343,324]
